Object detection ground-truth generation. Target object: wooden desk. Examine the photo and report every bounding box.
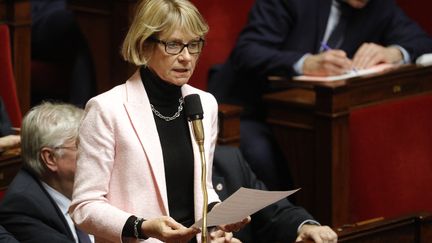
[336,212,432,243]
[298,212,432,243]
[264,64,432,226]
[0,0,31,114]
[217,104,242,147]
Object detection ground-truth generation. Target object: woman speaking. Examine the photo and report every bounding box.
[69,0,248,242]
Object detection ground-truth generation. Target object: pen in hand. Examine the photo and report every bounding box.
[321,42,332,51]
[321,42,357,73]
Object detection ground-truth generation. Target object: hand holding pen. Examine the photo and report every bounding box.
[301,42,352,76]
[321,42,333,52]
[321,42,357,73]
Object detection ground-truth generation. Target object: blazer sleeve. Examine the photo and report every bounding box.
[70,96,132,242]
[378,0,432,61]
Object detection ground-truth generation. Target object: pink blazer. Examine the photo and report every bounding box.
[70,71,220,243]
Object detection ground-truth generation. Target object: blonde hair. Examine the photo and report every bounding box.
[21,102,84,177]
[121,0,209,66]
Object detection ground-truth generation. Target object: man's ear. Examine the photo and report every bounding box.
[40,147,58,172]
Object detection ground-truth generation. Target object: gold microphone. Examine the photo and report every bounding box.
[184,94,208,243]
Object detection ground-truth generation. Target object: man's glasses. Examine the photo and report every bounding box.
[149,37,204,55]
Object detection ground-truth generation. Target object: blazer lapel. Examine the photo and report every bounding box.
[123,71,169,214]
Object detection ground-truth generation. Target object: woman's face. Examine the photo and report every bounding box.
[147,30,202,86]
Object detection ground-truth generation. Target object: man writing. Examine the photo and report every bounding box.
[208,0,432,193]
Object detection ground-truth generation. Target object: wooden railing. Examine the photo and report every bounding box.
[298,213,432,243]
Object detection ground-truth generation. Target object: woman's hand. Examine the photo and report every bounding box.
[217,216,251,233]
[142,216,200,243]
[210,229,242,243]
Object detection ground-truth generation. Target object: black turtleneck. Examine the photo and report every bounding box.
[140,67,195,227]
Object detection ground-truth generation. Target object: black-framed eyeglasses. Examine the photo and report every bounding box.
[148,37,204,55]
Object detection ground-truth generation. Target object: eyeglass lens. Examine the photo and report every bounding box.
[164,40,203,54]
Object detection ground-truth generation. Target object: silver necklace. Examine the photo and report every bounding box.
[150,97,184,121]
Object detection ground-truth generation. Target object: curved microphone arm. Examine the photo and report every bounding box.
[191,119,208,243]
[184,94,208,243]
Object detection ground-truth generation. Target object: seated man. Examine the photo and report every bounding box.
[212,145,337,243]
[0,102,91,243]
[208,0,432,193]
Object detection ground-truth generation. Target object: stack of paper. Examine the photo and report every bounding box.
[293,63,397,82]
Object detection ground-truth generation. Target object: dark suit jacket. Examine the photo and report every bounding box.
[208,0,432,117]
[0,226,19,243]
[0,168,76,243]
[212,145,315,243]
[0,97,13,137]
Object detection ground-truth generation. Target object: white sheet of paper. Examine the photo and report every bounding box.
[293,63,396,82]
[193,187,299,228]
[416,53,432,66]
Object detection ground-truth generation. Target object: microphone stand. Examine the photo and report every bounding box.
[190,120,208,243]
[185,94,208,243]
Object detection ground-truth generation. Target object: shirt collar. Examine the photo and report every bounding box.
[41,181,71,216]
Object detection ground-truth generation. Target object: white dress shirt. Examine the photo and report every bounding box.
[42,182,94,243]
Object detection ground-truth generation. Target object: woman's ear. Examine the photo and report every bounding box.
[40,147,58,172]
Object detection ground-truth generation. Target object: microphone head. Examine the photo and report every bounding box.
[184,94,204,121]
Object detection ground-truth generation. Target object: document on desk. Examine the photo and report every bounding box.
[416,53,432,66]
[193,187,299,228]
[293,63,397,82]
